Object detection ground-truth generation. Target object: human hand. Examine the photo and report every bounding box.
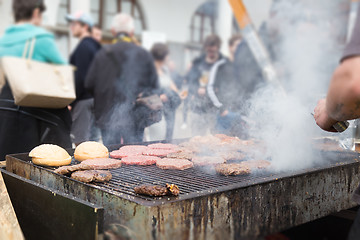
[220,109,229,117]
[198,87,206,96]
[160,94,168,102]
[313,99,338,132]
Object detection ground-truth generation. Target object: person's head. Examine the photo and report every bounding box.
[92,24,102,42]
[12,0,46,25]
[228,34,242,58]
[66,11,94,38]
[150,43,169,64]
[203,35,221,62]
[111,13,135,37]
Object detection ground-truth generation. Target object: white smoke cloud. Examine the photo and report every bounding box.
[245,0,348,171]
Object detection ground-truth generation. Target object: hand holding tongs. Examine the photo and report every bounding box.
[311,113,349,132]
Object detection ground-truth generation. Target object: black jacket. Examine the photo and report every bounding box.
[85,41,159,129]
[70,37,101,103]
[209,58,243,112]
[187,54,227,113]
[0,83,72,159]
[233,40,265,103]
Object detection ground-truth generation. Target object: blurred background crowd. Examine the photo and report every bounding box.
[0,0,352,158]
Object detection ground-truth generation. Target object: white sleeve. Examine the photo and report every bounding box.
[207,59,226,108]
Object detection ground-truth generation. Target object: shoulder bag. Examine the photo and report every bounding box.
[0,38,76,108]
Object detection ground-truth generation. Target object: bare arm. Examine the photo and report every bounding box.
[326,57,360,121]
[314,57,360,132]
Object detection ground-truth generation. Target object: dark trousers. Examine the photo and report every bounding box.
[164,108,176,141]
[0,109,72,160]
[101,124,144,146]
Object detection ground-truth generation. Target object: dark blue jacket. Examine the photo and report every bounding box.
[70,37,101,103]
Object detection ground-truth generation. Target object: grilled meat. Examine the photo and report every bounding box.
[80,158,122,169]
[217,151,246,161]
[156,158,194,170]
[134,183,180,197]
[143,148,178,157]
[54,158,122,175]
[148,143,179,150]
[166,183,180,196]
[71,170,112,183]
[191,156,226,166]
[166,148,194,160]
[241,160,271,169]
[215,163,251,176]
[134,185,169,196]
[54,164,91,175]
[110,145,149,158]
[121,155,160,165]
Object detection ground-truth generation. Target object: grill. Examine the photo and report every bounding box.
[4,144,360,240]
[88,165,276,204]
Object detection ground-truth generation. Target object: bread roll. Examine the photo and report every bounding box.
[29,144,72,167]
[74,141,109,162]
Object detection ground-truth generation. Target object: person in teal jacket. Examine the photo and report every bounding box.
[0,0,72,160]
[0,24,66,64]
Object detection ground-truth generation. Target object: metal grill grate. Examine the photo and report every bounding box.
[68,150,359,204]
[10,144,359,205]
[94,165,276,202]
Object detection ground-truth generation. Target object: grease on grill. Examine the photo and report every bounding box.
[134,183,180,197]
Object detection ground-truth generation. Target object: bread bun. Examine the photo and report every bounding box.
[29,144,71,167]
[74,141,109,162]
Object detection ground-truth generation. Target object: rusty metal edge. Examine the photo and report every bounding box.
[5,152,360,207]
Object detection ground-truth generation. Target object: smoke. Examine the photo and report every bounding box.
[245,0,348,171]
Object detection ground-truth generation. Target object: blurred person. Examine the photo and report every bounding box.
[187,35,225,136]
[167,59,185,90]
[207,35,248,137]
[228,34,242,62]
[150,43,181,141]
[0,0,71,159]
[85,13,158,145]
[233,35,265,104]
[313,5,360,240]
[66,11,101,146]
[181,62,193,129]
[92,24,102,43]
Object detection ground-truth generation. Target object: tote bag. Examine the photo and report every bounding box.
[0,38,76,108]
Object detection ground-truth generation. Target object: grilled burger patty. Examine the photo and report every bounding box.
[143,148,177,157]
[242,160,271,169]
[215,163,251,176]
[54,158,122,175]
[121,155,160,165]
[71,170,112,183]
[134,185,169,196]
[54,164,91,175]
[80,158,122,169]
[134,184,180,196]
[156,158,194,170]
[110,145,150,158]
[166,148,194,160]
[191,156,226,166]
[148,143,179,150]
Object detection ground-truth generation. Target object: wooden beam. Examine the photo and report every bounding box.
[228,0,251,29]
[0,172,24,240]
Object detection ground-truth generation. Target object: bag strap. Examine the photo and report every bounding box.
[22,38,36,60]
[0,65,4,90]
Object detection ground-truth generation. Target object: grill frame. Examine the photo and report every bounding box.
[5,145,360,239]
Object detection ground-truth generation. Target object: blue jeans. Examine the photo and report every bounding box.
[215,111,243,135]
